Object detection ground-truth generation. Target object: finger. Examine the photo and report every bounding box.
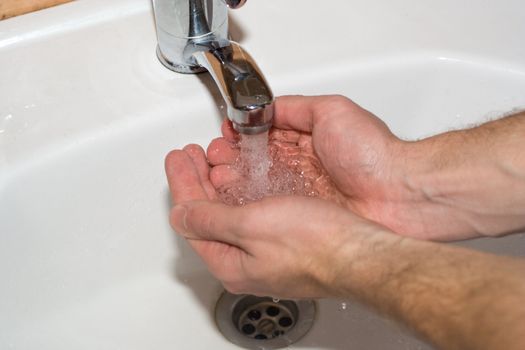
[221,118,240,142]
[273,95,358,132]
[207,137,239,166]
[185,239,245,282]
[165,150,208,204]
[210,164,242,189]
[183,144,217,200]
[170,201,242,246]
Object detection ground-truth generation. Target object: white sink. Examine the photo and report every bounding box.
[1,0,524,349]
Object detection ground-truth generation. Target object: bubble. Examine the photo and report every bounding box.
[217,131,314,206]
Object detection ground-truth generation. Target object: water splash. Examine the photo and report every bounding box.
[339,302,348,311]
[217,131,317,206]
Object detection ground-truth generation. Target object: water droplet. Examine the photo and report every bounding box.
[272,298,280,303]
[217,131,314,206]
[339,302,348,311]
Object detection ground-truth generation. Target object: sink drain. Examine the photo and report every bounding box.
[215,292,316,349]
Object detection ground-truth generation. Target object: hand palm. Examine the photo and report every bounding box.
[208,98,405,235]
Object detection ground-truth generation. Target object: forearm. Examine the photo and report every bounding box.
[403,111,525,239]
[334,232,525,350]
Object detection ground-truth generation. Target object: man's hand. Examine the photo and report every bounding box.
[165,142,393,299]
[206,95,425,235]
[205,95,525,241]
[165,95,525,349]
[165,135,525,350]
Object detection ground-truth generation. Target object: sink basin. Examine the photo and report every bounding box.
[1,0,524,349]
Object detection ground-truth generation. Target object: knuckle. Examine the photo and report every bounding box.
[323,94,353,109]
[189,206,215,238]
[327,94,350,104]
[313,95,354,120]
[201,213,214,237]
[230,207,250,237]
[235,214,251,236]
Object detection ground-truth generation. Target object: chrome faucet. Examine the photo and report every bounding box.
[152,0,274,134]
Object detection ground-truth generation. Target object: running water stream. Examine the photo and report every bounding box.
[217,131,317,206]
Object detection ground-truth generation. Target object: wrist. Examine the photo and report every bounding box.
[400,121,525,239]
[327,224,405,299]
[370,136,476,241]
[393,134,490,240]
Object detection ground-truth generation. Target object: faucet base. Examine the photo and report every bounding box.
[156,46,206,74]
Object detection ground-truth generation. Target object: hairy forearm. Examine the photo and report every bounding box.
[334,232,525,350]
[403,111,525,239]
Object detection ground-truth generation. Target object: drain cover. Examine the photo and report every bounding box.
[215,292,316,349]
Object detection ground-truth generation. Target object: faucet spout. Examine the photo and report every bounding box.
[192,41,274,134]
[152,0,273,134]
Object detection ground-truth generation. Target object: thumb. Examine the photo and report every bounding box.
[170,201,241,246]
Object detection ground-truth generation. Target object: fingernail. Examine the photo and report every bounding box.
[171,205,188,233]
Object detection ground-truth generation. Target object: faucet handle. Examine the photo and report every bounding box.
[223,0,247,9]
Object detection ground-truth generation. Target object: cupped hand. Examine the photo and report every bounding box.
[165,144,393,298]
[206,95,442,239]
